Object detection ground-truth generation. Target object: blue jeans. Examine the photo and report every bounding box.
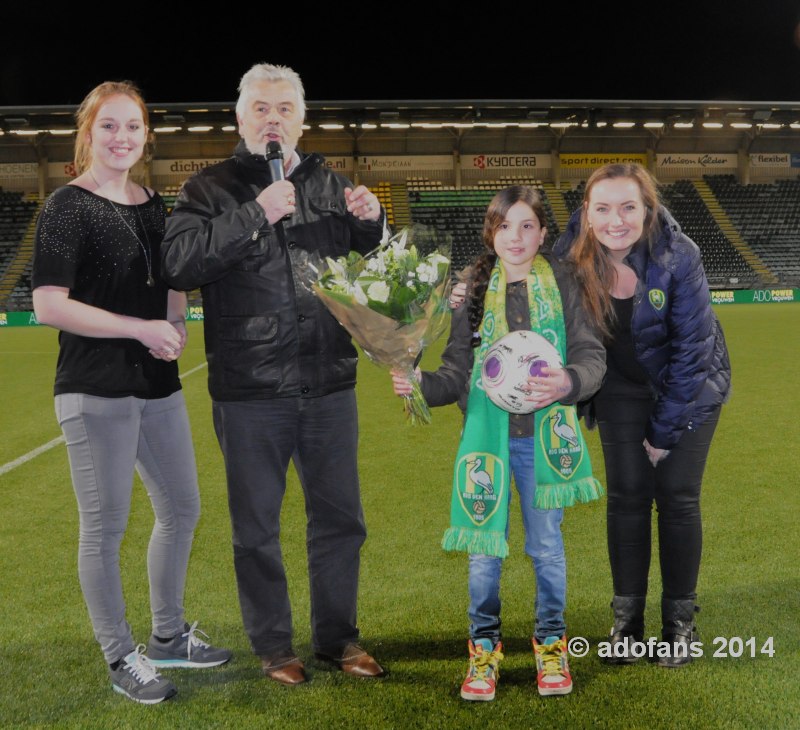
[468,437,566,643]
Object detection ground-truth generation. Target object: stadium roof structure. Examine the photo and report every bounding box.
[4,98,800,153]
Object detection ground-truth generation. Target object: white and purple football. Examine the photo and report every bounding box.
[481,330,562,414]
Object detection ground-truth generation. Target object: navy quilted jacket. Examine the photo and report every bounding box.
[554,207,731,449]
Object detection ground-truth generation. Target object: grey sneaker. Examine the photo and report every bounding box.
[147,621,232,668]
[110,645,177,704]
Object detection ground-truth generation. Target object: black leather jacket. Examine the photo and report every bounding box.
[161,142,385,401]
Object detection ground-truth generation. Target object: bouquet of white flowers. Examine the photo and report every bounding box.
[313,228,451,424]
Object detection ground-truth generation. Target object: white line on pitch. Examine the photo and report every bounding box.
[0,361,208,477]
[0,436,65,476]
[180,362,207,380]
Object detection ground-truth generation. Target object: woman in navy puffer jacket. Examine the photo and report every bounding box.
[554,163,730,668]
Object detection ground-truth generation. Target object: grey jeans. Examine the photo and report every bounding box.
[55,390,201,664]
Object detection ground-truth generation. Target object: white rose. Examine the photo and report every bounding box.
[416,263,434,283]
[367,280,391,303]
[366,256,388,275]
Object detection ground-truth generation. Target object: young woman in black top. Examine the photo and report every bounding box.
[33,81,229,704]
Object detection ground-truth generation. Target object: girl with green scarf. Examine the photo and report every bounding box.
[392,186,605,701]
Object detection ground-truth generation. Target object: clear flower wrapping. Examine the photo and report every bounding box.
[313,227,452,424]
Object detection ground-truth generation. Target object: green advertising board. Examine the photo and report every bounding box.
[0,311,41,327]
[710,288,799,304]
[0,307,207,327]
[1,289,799,327]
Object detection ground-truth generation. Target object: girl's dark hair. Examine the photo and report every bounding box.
[467,185,546,347]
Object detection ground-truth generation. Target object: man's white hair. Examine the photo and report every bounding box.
[236,63,306,119]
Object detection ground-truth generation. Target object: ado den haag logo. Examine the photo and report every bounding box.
[455,452,505,526]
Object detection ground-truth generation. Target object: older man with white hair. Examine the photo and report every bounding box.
[162,63,386,685]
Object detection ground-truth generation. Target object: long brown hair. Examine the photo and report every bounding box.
[74,81,150,175]
[568,163,661,335]
[468,185,546,346]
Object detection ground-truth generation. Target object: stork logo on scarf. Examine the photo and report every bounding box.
[455,452,505,526]
[648,288,666,311]
[539,405,585,480]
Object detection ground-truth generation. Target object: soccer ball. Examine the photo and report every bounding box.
[481,330,562,414]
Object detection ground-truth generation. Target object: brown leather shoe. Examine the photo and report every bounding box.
[315,643,386,678]
[260,654,307,686]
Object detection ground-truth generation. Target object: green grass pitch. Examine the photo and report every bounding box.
[0,304,797,728]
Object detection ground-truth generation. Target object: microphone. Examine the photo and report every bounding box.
[265,141,291,223]
[266,141,285,183]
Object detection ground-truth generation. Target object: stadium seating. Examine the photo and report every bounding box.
[659,180,756,288]
[0,174,795,314]
[0,191,40,311]
[407,179,560,274]
[562,183,584,217]
[160,185,182,214]
[407,177,759,287]
[705,175,800,285]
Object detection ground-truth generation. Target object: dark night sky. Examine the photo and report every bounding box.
[4,5,800,107]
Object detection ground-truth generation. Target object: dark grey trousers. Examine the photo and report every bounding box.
[212,389,366,657]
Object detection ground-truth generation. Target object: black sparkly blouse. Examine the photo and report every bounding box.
[32,185,181,399]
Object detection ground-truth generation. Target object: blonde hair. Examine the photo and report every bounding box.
[74,81,150,175]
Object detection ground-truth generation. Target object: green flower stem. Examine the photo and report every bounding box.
[402,367,432,426]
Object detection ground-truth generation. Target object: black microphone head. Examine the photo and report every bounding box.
[266,141,283,160]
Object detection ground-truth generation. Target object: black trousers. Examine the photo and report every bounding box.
[212,389,366,656]
[595,392,721,600]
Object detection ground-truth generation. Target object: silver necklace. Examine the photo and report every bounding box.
[90,170,155,287]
